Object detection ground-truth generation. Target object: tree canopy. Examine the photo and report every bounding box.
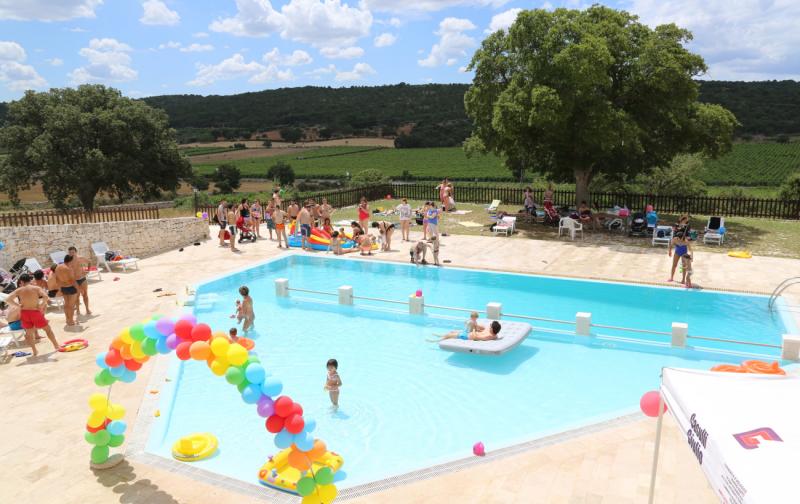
[464,6,739,204]
[0,85,190,210]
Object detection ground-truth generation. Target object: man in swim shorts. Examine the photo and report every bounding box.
[217,198,228,246]
[55,256,80,325]
[5,273,60,356]
[438,321,501,342]
[68,246,91,315]
[297,202,313,251]
[226,203,239,252]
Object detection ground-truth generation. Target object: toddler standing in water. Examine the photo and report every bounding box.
[324,358,342,410]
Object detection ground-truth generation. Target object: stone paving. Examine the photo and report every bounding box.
[1,225,798,504]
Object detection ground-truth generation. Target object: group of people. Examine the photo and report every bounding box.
[1,246,94,356]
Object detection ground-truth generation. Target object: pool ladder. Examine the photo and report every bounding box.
[768,277,800,311]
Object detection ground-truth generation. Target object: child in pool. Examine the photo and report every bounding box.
[231,300,241,319]
[465,311,485,333]
[228,327,239,342]
[324,358,342,410]
[322,218,334,236]
[237,286,255,332]
[331,231,342,255]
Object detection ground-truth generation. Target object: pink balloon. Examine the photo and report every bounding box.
[472,442,485,457]
[415,290,422,297]
[640,390,667,418]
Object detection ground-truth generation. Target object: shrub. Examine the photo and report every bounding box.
[211,164,241,194]
[775,134,791,144]
[189,173,209,191]
[280,127,304,144]
[267,161,296,186]
[634,154,708,196]
[232,143,247,149]
[779,172,800,200]
[350,168,389,186]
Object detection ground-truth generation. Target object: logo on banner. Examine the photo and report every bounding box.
[687,413,708,464]
[733,427,783,450]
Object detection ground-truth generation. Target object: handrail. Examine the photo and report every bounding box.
[502,313,575,325]
[352,295,407,305]
[687,334,783,349]
[425,304,480,314]
[768,277,800,310]
[591,323,671,336]
[287,287,337,296]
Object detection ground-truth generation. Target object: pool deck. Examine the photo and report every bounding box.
[1,227,798,504]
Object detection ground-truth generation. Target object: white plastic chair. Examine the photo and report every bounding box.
[558,217,583,240]
[91,242,140,272]
[652,225,673,246]
[703,216,725,245]
[0,326,25,350]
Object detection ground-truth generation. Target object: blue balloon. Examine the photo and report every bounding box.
[155,337,170,355]
[0,241,4,251]
[95,352,109,369]
[245,363,266,385]
[333,470,347,483]
[144,321,160,339]
[718,226,726,234]
[294,431,314,452]
[119,369,137,383]
[241,384,262,404]
[274,429,293,449]
[108,364,126,377]
[304,417,316,433]
[260,377,283,398]
[107,420,127,436]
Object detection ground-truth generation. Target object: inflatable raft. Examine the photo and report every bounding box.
[258,447,344,494]
[286,225,377,251]
[172,433,218,462]
[439,319,532,355]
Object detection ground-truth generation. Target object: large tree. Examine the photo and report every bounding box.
[464,6,739,205]
[0,85,191,210]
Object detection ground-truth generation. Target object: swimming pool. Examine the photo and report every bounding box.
[144,255,796,490]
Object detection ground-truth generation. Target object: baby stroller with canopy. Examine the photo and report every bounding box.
[542,201,560,226]
[236,217,257,243]
[628,212,647,237]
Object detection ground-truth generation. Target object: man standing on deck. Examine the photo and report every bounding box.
[6,273,60,355]
[217,198,228,246]
[55,256,80,326]
[67,246,91,316]
[297,201,313,252]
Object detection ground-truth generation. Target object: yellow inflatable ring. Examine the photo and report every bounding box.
[172,433,218,462]
[728,251,752,259]
[258,448,344,494]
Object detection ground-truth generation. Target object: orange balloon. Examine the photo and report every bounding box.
[288,449,312,471]
[119,345,133,360]
[190,341,210,360]
[110,337,124,350]
[306,439,327,460]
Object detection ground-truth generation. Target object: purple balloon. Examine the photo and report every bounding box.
[166,333,180,350]
[155,318,175,337]
[257,396,275,418]
[179,314,197,325]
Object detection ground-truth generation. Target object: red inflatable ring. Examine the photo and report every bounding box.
[59,338,89,352]
[238,337,255,350]
[742,360,785,375]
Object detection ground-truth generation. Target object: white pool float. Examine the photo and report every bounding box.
[438,319,532,355]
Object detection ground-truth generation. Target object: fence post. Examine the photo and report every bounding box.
[409,294,424,315]
[338,285,353,305]
[275,278,289,297]
[486,302,502,319]
[782,334,800,361]
[576,312,591,336]
[671,322,688,348]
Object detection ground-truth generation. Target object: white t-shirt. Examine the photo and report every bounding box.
[397,203,412,220]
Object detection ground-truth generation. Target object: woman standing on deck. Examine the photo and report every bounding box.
[358,197,370,230]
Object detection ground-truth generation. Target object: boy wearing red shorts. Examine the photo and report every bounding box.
[6,273,60,356]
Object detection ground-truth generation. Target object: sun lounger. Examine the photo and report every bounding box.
[439,319,532,355]
[91,242,140,272]
[0,325,25,350]
[0,335,12,358]
[703,216,725,245]
[23,258,48,274]
[486,199,501,216]
[50,250,101,280]
[652,225,673,246]
[492,216,516,236]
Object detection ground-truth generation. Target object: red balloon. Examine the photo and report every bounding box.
[175,341,192,361]
[274,396,294,417]
[191,323,212,342]
[640,390,667,418]
[265,415,285,433]
[174,320,194,341]
[124,359,143,371]
[285,414,305,434]
[291,402,303,416]
[105,349,123,368]
[86,419,111,433]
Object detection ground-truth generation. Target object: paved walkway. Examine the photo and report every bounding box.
[1,226,798,504]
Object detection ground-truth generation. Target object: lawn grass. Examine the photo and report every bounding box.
[180,146,247,156]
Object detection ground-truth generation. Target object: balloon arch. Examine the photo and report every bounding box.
[84,314,339,503]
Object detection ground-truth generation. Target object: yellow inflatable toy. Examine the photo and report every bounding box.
[172,433,218,462]
[258,448,344,493]
[728,250,752,259]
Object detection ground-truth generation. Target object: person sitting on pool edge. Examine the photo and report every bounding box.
[439,321,501,342]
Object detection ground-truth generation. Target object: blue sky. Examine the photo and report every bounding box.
[1,0,798,101]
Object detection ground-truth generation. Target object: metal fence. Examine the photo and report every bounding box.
[0,205,161,227]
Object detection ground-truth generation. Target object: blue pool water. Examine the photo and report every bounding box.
[145,255,796,489]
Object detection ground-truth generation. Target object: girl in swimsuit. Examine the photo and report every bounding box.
[357,198,369,230]
[669,230,692,282]
[324,358,342,410]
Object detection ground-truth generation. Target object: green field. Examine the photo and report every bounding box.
[193,142,800,187]
[180,146,247,156]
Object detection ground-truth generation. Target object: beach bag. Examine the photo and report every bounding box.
[104,251,117,262]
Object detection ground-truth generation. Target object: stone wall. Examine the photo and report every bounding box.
[0,217,209,270]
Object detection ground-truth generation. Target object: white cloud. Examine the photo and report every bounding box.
[361,0,509,13]
[140,0,180,26]
[306,64,336,78]
[187,52,294,86]
[47,57,64,66]
[180,43,214,53]
[209,0,284,37]
[263,48,312,66]
[374,32,397,47]
[68,27,89,33]
[0,0,102,21]
[486,7,521,33]
[388,17,401,27]
[69,38,137,84]
[320,46,364,59]
[158,41,181,50]
[418,17,476,68]
[193,32,209,38]
[0,42,47,91]
[335,61,375,81]
[631,0,800,80]
[250,64,294,83]
[458,65,469,73]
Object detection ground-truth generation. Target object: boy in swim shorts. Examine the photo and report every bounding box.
[465,311,485,333]
[5,273,60,356]
[238,286,255,332]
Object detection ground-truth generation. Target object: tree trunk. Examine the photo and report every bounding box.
[78,186,98,211]
[574,169,593,208]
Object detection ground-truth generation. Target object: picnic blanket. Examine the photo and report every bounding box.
[457,221,483,228]
[450,210,472,215]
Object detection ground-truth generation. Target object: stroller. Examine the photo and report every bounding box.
[542,201,560,226]
[236,217,257,243]
[628,212,647,237]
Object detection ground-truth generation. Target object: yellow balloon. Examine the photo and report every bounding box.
[196,212,203,218]
[130,340,146,359]
[89,393,108,412]
[210,337,230,358]
[318,484,337,504]
[227,343,248,366]
[106,403,126,420]
[87,410,106,428]
[210,359,229,376]
[119,328,133,344]
[212,331,227,340]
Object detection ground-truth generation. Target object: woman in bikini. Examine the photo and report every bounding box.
[357,197,369,230]
[371,220,395,251]
[669,229,692,282]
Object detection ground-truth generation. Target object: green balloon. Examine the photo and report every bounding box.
[130,324,146,341]
[108,434,125,447]
[151,314,163,320]
[225,367,244,385]
[247,356,260,364]
[236,379,250,393]
[91,445,110,464]
[84,432,97,445]
[95,369,115,387]
[94,430,111,446]
[314,467,334,486]
[296,476,317,497]
[142,338,158,356]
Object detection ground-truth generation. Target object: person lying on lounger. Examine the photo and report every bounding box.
[436,321,501,342]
